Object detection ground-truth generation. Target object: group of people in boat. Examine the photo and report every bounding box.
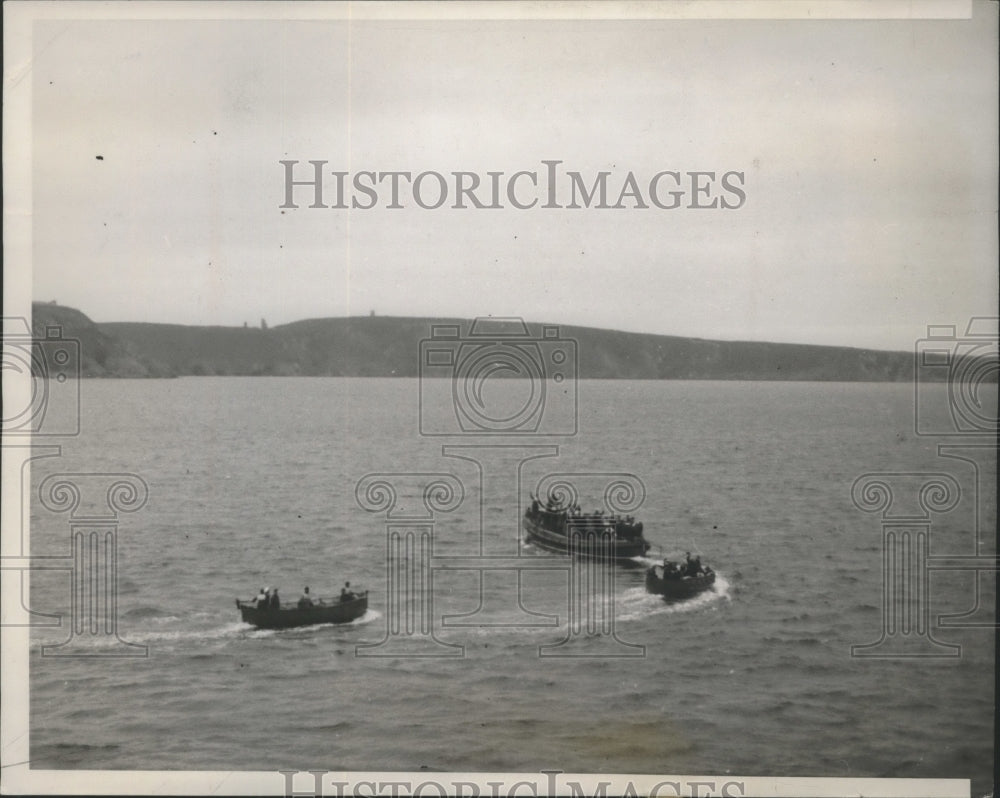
[254,586,280,608]
[661,552,713,580]
[252,582,357,610]
[528,495,645,540]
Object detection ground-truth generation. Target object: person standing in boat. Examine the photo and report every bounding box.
[298,586,313,608]
[255,586,268,606]
[683,552,703,576]
[341,582,356,601]
[270,588,280,609]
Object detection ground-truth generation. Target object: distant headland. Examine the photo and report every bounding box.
[29,301,942,381]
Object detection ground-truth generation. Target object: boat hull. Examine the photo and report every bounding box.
[645,568,715,600]
[237,594,368,629]
[522,515,649,561]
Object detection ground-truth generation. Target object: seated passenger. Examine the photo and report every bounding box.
[298,586,313,608]
[340,581,356,601]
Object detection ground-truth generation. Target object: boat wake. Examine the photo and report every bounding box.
[30,620,256,649]
[345,608,382,627]
[628,551,714,569]
[615,573,732,622]
[122,606,180,622]
[143,620,254,643]
[32,610,386,651]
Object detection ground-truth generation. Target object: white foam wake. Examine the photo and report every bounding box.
[615,572,732,622]
[345,608,382,627]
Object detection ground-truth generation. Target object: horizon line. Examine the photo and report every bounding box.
[32,300,930,356]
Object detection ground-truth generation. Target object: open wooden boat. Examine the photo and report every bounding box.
[236,592,368,629]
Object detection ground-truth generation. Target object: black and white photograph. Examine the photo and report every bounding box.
[2,2,997,796]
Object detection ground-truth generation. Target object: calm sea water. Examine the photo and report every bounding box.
[28,379,996,793]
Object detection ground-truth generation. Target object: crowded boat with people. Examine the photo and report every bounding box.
[522,494,652,560]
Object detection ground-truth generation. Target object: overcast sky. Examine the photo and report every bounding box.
[28,3,998,350]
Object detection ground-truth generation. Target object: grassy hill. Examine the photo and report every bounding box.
[31,302,928,381]
[30,303,173,377]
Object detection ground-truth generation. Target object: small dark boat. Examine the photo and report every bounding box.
[236,592,368,630]
[645,562,716,600]
[522,499,651,561]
